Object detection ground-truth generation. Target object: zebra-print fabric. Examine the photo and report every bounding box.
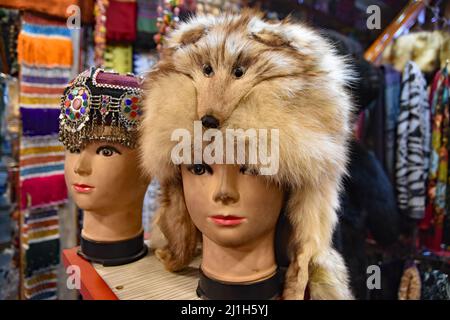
[395,61,431,219]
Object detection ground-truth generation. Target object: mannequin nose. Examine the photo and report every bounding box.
[73,151,92,176]
[212,167,240,205]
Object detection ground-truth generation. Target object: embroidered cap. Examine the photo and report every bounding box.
[59,67,144,151]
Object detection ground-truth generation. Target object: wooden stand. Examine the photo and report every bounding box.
[62,246,201,300]
[62,247,118,300]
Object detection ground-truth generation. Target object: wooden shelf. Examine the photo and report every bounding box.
[62,247,118,300]
[62,246,201,300]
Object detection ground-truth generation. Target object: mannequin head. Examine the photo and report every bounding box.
[60,68,149,243]
[181,163,284,283]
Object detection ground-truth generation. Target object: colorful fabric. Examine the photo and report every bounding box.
[135,0,158,50]
[426,67,450,250]
[17,33,72,68]
[20,135,66,210]
[24,268,58,300]
[0,0,85,23]
[104,45,133,74]
[137,0,158,33]
[395,61,431,219]
[18,54,71,136]
[22,207,60,300]
[105,0,137,43]
[17,14,71,214]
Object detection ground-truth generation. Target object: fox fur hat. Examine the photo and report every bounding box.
[140,9,354,300]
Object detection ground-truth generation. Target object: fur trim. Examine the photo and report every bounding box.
[140,9,354,299]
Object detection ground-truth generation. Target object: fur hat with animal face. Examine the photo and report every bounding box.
[140,9,354,300]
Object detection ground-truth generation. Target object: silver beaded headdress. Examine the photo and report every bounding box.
[59,67,144,152]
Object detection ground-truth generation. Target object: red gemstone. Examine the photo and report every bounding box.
[130,111,137,118]
[64,100,71,107]
[73,98,82,110]
[131,97,139,103]
[132,104,138,110]
[75,112,80,119]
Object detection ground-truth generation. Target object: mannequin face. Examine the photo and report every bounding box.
[181,164,284,248]
[64,140,147,213]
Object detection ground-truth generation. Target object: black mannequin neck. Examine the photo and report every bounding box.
[196,267,285,300]
[78,231,147,266]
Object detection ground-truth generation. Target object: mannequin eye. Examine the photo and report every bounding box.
[202,64,214,77]
[188,164,211,175]
[96,146,121,157]
[239,165,258,176]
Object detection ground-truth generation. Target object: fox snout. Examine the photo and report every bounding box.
[200,114,220,128]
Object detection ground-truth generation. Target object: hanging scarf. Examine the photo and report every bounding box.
[426,66,450,250]
[105,0,137,43]
[395,61,431,219]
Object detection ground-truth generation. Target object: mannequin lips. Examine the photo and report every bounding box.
[73,183,95,193]
[210,215,246,226]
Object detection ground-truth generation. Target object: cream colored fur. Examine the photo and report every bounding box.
[140,9,354,300]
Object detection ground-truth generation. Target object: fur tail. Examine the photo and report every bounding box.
[308,248,354,300]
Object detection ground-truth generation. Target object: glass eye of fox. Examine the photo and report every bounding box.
[233,66,245,78]
[202,64,214,77]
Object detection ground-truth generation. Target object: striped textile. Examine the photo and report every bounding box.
[24,267,58,300]
[22,208,60,300]
[17,20,73,68]
[17,14,71,210]
[16,14,73,300]
[20,135,66,210]
[395,61,431,219]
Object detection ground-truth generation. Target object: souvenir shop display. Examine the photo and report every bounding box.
[0,0,449,301]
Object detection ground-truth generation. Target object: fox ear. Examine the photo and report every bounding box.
[251,29,292,48]
[176,25,208,46]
